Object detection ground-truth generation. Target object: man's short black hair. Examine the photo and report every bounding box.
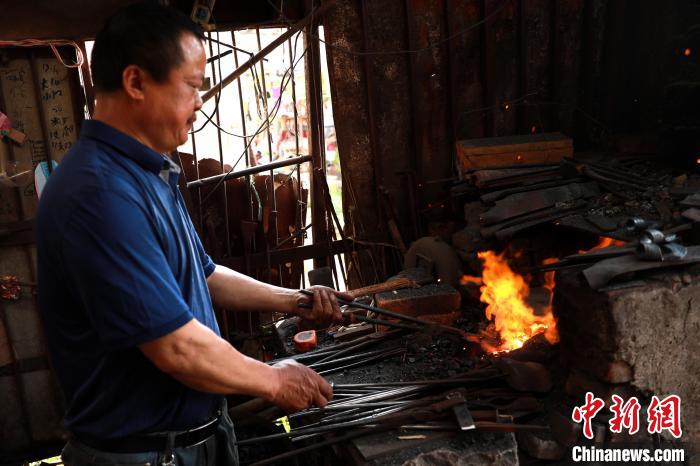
[91,1,205,92]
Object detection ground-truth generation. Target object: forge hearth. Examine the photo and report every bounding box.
[554,265,700,443]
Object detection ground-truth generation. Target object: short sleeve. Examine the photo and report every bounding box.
[196,234,216,277]
[61,190,193,350]
[177,190,215,277]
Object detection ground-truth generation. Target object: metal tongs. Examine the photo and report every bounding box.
[298,289,477,339]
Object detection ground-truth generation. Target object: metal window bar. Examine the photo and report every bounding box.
[287,29,306,290]
[200,1,336,105]
[207,32,232,258]
[254,27,284,287]
[206,32,233,342]
[230,31,255,246]
[184,14,353,307]
[230,30,256,336]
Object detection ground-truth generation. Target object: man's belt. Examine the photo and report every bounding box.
[73,415,220,454]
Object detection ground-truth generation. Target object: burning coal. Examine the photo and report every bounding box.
[462,251,559,354]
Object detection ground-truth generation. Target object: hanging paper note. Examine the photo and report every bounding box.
[34,160,58,199]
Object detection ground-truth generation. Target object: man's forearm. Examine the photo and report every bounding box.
[140,319,279,397]
[140,318,333,412]
[207,264,296,313]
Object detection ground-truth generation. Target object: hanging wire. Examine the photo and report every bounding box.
[0,39,84,68]
[199,29,308,206]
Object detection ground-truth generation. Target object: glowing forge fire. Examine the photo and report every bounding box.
[578,236,626,254]
[461,251,559,354]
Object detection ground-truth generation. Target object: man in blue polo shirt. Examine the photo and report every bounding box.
[36,3,351,465]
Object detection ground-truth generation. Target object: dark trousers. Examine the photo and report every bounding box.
[62,410,239,466]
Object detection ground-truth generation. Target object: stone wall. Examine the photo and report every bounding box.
[554,267,700,443]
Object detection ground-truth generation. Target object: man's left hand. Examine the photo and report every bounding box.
[292,286,354,328]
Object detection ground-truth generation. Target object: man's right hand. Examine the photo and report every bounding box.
[269,359,333,412]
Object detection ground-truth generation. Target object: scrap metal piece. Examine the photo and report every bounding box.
[583,245,700,289]
[641,228,666,244]
[624,217,652,233]
[664,242,688,260]
[636,242,663,261]
[480,182,598,226]
[447,392,475,431]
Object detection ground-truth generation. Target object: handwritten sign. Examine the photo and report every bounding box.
[0,52,80,219]
[0,57,40,219]
[36,57,77,162]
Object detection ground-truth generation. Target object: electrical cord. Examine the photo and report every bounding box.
[190,30,305,139]
[0,39,84,68]
[197,29,308,205]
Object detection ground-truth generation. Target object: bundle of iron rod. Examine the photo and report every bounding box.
[265,329,407,373]
[236,365,550,466]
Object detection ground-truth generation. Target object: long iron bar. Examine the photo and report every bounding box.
[238,393,467,446]
[236,406,399,446]
[317,347,404,376]
[312,336,389,365]
[332,371,504,389]
[186,155,312,189]
[308,347,404,370]
[265,329,404,365]
[247,426,389,466]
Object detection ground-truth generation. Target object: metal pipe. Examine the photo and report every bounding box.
[186,155,312,189]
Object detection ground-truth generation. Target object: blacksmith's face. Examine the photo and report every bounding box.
[141,33,205,153]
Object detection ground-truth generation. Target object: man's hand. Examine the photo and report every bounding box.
[269,359,333,412]
[292,285,354,328]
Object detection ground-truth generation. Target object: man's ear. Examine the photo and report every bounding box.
[122,65,147,101]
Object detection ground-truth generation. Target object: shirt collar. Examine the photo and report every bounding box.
[80,119,169,175]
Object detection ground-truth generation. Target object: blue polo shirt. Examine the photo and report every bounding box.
[36,119,222,438]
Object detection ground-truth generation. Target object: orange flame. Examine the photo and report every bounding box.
[460,275,483,286]
[578,236,625,254]
[473,251,559,354]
